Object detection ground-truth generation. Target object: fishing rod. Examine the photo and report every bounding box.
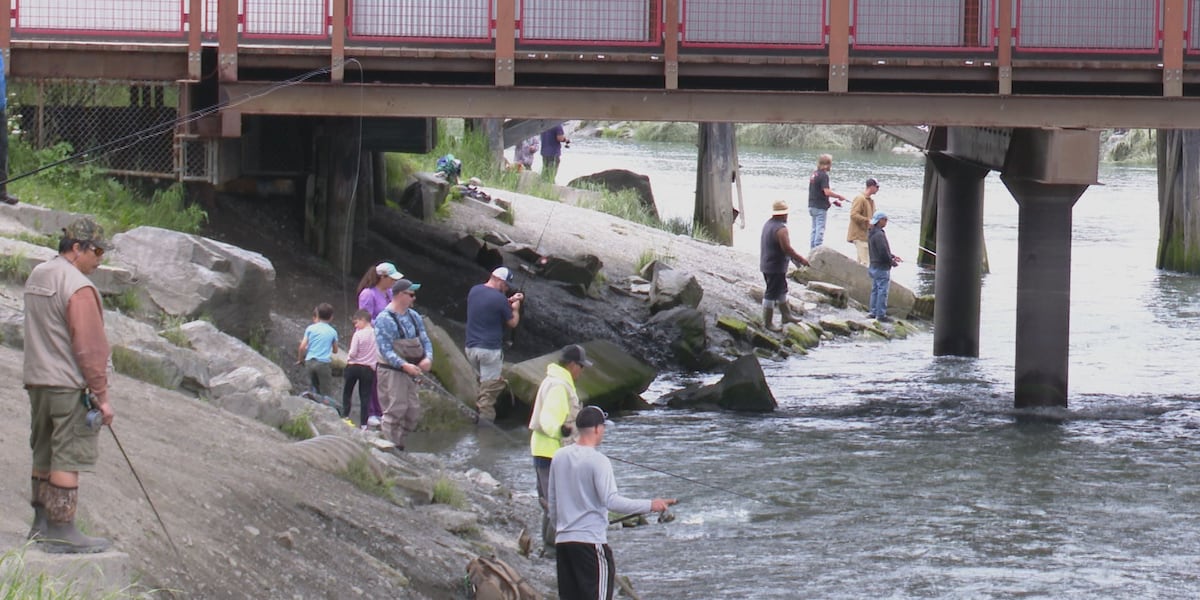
[606,454,772,506]
[918,245,937,257]
[107,424,183,562]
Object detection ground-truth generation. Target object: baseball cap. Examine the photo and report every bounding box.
[62,217,111,251]
[870,211,888,225]
[392,278,422,294]
[561,344,594,367]
[492,266,514,284]
[575,405,612,430]
[375,262,402,279]
[866,178,879,188]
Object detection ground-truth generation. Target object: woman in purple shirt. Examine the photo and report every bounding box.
[355,262,402,424]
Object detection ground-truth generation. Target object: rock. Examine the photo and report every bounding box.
[645,306,725,371]
[539,254,602,287]
[638,258,672,281]
[0,303,23,349]
[716,315,749,339]
[567,169,658,219]
[806,281,849,308]
[109,227,276,340]
[911,295,935,320]
[419,504,479,534]
[649,270,703,314]
[398,172,449,221]
[504,339,656,412]
[105,311,210,392]
[509,244,544,264]
[423,316,479,410]
[275,531,295,550]
[180,320,292,394]
[452,235,485,260]
[481,231,513,246]
[662,354,776,412]
[783,322,821,349]
[805,247,916,318]
[817,317,853,336]
[749,329,782,352]
[209,366,269,400]
[0,237,136,296]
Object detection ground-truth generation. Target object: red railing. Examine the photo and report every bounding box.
[1189,0,1200,55]
[242,0,329,40]
[346,0,492,44]
[852,0,995,52]
[13,0,186,38]
[518,0,662,47]
[1015,0,1160,54]
[680,0,825,49]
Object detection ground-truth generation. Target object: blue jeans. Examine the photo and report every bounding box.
[809,207,828,249]
[868,266,891,317]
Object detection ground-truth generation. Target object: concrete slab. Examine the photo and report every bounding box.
[0,534,133,596]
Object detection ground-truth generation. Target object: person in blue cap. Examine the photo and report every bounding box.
[867,211,902,322]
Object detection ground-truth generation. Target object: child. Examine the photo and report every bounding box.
[343,309,379,428]
[297,302,339,407]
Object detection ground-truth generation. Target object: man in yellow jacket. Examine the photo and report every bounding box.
[529,344,591,553]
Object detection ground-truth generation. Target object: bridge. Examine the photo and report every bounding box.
[3,0,1200,410]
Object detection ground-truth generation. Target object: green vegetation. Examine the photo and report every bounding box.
[4,232,59,249]
[1102,129,1156,163]
[0,253,31,283]
[432,476,466,509]
[1,545,160,599]
[340,452,395,501]
[110,347,174,388]
[157,314,192,348]
[280,410,315,440]
[246,325,279,363]
[577,188,714,242]
[635,248,676,273]
[102,289,141,315]
[8,139,207,235]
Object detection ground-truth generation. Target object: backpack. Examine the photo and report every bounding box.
[466,556,543,600]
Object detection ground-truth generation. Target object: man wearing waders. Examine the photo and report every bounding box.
[465,267,524,423]
[760,201,812,331]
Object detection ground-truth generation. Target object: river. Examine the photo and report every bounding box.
[425,136,1200,598]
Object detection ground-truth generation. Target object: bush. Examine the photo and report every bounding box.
[0,253,30,283]
[340,452,395,501]
[280,410,315,440]
[432,476,466,509]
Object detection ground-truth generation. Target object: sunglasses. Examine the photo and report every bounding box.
[402,291,416,297]
[90,246,104,258]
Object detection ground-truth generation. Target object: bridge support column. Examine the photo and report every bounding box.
[694,123,736,245]
[930,152,988,357]
[1156,130,1200,273]
[309,119,372,274]
[1002,178,1087,409]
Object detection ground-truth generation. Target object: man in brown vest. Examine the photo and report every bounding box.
[24,216,114,553]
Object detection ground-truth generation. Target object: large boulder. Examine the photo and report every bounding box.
[104,310,210,392]
[423,316,479,408]
[0,237,136,296]
[804,247,916,318]
[568,169,658,219]
[662,354,777,412]
[649,269,703,314]
[504,340,656,412]
[179,320,292,395]
[539,254,602,287]
[644,306,725,371]
[109,227,275,340]
[399,172,450,221]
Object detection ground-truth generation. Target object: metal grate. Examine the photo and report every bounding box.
[348,0,492,42]
[8,79,179,179]
[853,0,994,49]
[681,0,824,48]
[1016,0,1159,52]
[520,0,660,45]
[14,0,184,36]
[177,135,215,182]
[243,0,329,39]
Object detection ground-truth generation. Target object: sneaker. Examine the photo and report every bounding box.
[342,418,354,428]
[367,416,381,428]
[359,425,369,432]
[865,313,876,319]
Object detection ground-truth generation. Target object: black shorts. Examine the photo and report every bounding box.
[556,542,615,600]
[763,272,788,302]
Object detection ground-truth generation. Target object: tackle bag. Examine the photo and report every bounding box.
[387,311,426,363]
[466,555,542,600]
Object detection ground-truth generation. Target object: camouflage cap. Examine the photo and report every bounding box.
[62,217,111,251]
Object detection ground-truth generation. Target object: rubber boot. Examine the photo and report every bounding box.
[28,476,47,540]
[476,379,506,423]
[779,302,803,325]
[762,306,780,332]
[39,482,111,554]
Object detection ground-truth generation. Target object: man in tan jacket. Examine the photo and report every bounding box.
[846,178,880,265]
[24,217,114,554]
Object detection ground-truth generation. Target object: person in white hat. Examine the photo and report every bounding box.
[760,201,812,331]
[464,266,524,422]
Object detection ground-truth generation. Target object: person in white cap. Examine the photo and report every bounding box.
[867,211,902,322]
[355,261,402,427]
[760,200,811,331]
[465,266,524,422]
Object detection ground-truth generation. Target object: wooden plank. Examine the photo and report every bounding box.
[495,0,515,87]
[663,0,679,89]
[828,0,850,92]
[1162,0,1184,97]
[331,0,346,82]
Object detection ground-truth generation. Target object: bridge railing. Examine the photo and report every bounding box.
[517,0,661,47]
[242,0,329,41]
[348,0,492,44]
[12,0,187,38]
[679,0,825,49]
[851,0,995,52]
[1014,0,1161,54]
[1190,0,1200,55]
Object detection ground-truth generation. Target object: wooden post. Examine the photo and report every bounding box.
[997,0,1013,95]
[663,0,679,90]
[331,0,346,83]
[187,0,202,80]
[495,0,515,87]
[827,0,849,93]
[1156,130,1200,273]
[694,123,736,246]
[1162,0,1184,97]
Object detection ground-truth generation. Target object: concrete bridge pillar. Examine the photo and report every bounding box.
[1156,129,1200,274]
[929,152,988,357]
[694,122,736,245]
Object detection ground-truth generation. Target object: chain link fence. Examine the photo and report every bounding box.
[8,78,181,179]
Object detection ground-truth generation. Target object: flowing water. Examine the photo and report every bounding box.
[420,136,1200,598]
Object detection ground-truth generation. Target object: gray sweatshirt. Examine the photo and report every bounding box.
[547,443,652,545]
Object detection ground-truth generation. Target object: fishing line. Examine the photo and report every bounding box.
[107,425,183,562]
[606,454,772,506]
[338,58,366,317]
[1,61,352,186]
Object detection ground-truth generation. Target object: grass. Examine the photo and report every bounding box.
[102,289,141,315]
[635,248,676,273]
[157,314,192,348]
[0,253,31,283]
[110,347,174,388]
[5,232,59,249]
[432,476,466,509]
[280,410,315,440]
[246,324,279,363]
[1,545,161,598]
[340,451,395,501]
